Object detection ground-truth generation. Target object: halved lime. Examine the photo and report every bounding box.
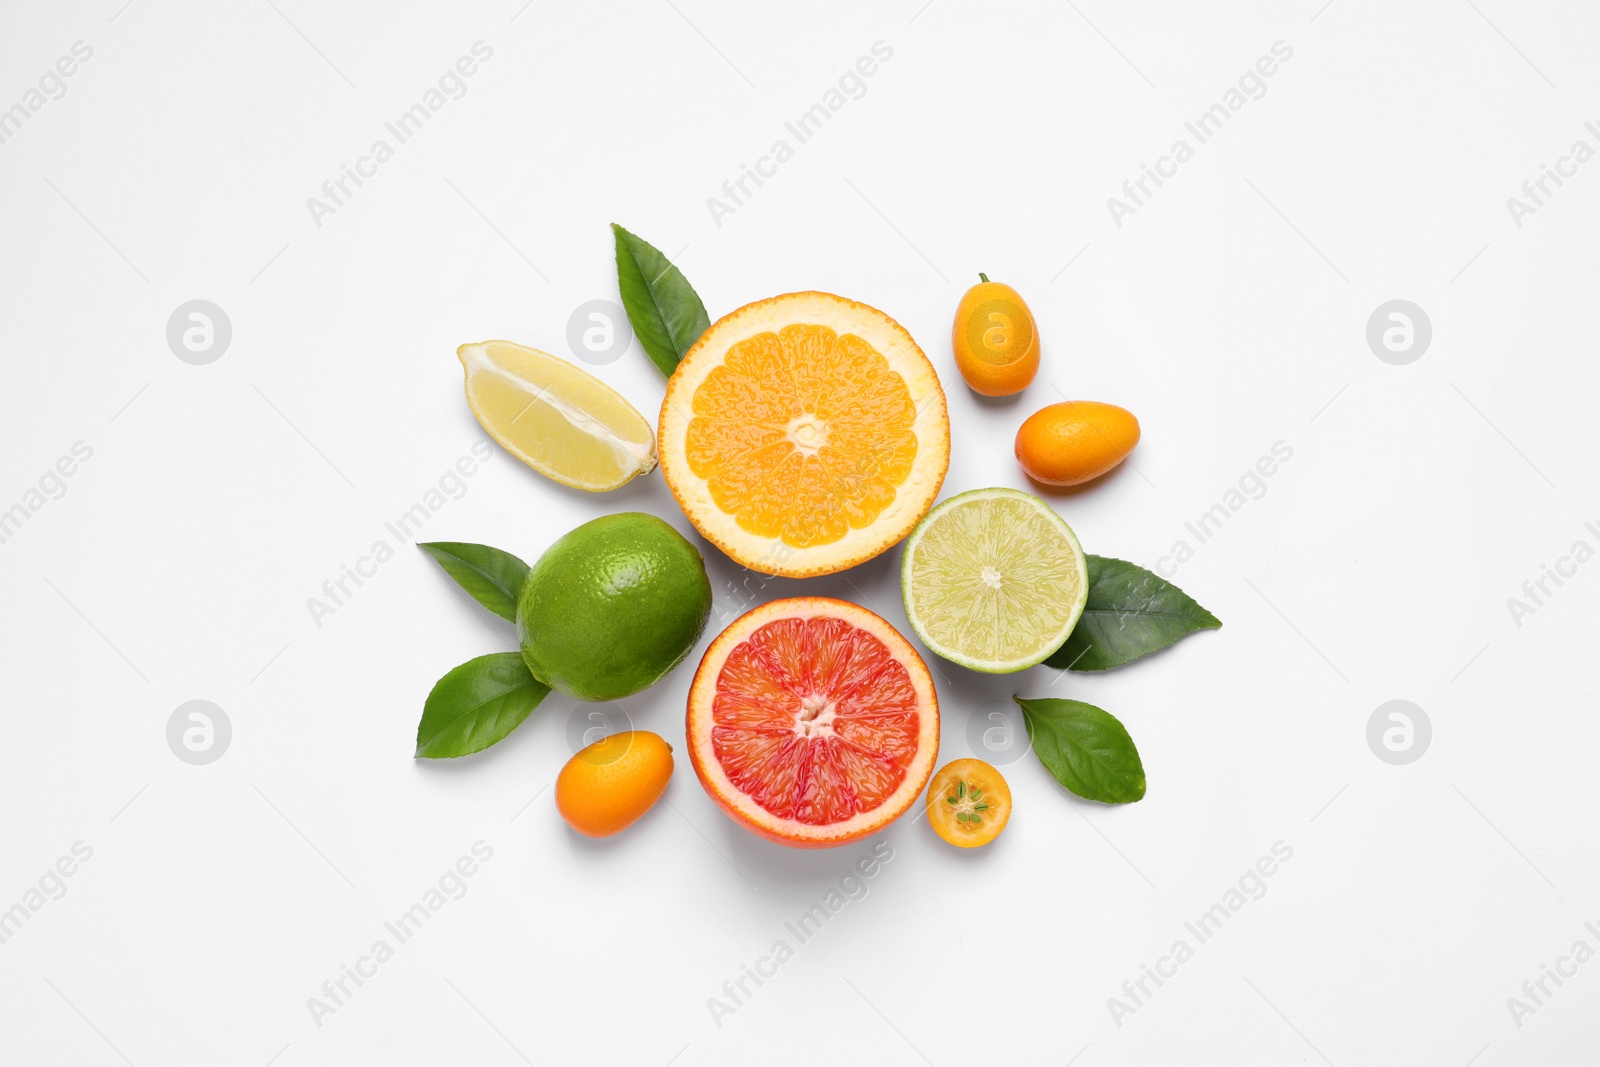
[900,487,1088,673]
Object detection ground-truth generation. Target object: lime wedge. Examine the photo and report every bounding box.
[458,340,656,492]
[900,487,1088,673]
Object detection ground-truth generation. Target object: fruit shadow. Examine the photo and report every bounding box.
[968,390,1028,411]
[921,811,1017,867]
[499,445,680,513]
[714,818,888,887]
[1023,460,1135,498]
[931,662,1028,719]
[558,779,681,854]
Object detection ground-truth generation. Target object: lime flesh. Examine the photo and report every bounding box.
[900,487,1087,673]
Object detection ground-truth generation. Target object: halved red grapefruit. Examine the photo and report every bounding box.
[687,597,939,848]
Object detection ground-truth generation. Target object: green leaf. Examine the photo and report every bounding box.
[418,542,529,623]
[1045,555,1220,672]
[416,653,549,758]
[1016,696,1146,804]
[612,223,710,375]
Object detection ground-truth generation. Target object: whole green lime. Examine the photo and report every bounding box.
[518,513,712,701]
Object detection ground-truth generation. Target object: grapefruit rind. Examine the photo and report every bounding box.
[687,597,940,848]
[659,292,950,578]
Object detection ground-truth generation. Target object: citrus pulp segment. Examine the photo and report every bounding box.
[900,487,1088,673]
[658,292,949,578]
[458,340,657,492]
[686,597,939,848]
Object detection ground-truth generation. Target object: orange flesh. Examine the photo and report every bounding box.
[685,324,918,548]
[711,616,922,825]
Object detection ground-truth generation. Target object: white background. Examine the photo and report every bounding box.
[2,0,1597,1064]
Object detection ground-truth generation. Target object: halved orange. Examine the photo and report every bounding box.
[659,292,949,578]
[686,597,939,848]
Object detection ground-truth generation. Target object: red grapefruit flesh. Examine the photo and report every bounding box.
[687,597,939,848]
